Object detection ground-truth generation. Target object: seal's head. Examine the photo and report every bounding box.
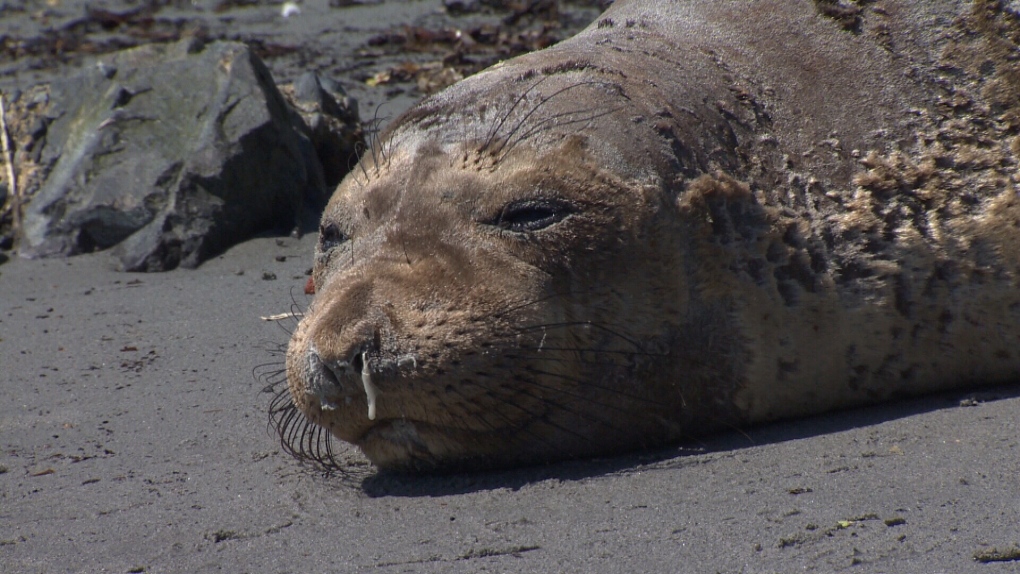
[281,73,743,472]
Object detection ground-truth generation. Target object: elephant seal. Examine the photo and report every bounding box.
[277,0,1020,472]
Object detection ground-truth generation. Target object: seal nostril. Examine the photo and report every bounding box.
[306,346,348,411]
[322,363,344,392]
[307,344,382,420]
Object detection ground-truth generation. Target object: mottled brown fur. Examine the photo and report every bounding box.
[281,0,1020,472]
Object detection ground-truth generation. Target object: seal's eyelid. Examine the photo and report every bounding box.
[492,199,572,233]
[318,222,350,250]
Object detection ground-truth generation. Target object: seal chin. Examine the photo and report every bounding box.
[358,418,494,473]
[359,420,530,473]
[357,419,436,471]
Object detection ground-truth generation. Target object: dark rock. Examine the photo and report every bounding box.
[443,0,481,15]
[280,72,363,190]
[20,39,329,271]
[26,117,48,142]
[28,89,49,108]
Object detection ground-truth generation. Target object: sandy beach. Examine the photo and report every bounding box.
[2,1,1019,572]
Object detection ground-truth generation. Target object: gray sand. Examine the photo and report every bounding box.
[2,1,1020,572]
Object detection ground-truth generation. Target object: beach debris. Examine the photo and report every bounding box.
[261,312,300,321]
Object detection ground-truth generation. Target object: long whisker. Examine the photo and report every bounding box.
[501,353,624,367]
[499,105,626,160]
[516,346,670,357]
[522,366,668,410]
[473,381,615,446]
[488,82,583,157]
[445,384,560,454]
[515,321,645,349]
[353,139,371,183]
[370,102,390,171]
[503,377,647,440]
[487,287,602,318]
[263,357,349,473]
[481,76,550,154]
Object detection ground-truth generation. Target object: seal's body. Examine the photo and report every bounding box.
[283,0,1020,471]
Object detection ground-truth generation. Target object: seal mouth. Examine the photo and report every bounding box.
[355,417,457,471]
[357,417,423,445]
[355,415,545,472]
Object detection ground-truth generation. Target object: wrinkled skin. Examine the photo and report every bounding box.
[284,0,1020,472]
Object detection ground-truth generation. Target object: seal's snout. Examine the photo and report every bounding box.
[304,344,362,412]
[302,342,387,429]
[301,303,422,427]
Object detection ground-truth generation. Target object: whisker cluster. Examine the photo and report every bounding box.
[261,360,347,473]
[478,78,628,163]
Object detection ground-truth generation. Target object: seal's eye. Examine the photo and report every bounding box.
[493,200,571,233]
[319,222,348,251]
